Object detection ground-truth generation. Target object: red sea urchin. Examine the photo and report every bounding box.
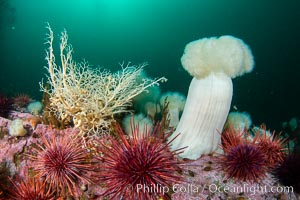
[7,176,55,200]
[219,125,288,182]
[0,94,13,118]
[28,133,94,197]
[219,141,268,182]
[13,93,32,109]
[221,127,246,153]
[272,151,300,194]
[97,123,185,200]
[254,126,287,168]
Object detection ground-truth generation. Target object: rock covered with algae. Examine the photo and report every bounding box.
[0,112,107,198]
[171,154,298,200]
[0,112,79,177]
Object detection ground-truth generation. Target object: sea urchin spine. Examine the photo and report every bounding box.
[28,133,94,197]
[220,125,288,182]
[7,176,55,200]
[221,127,247,153]
[219,141,268,182]
[272,151,300,194]
[97,122,185,200]
[13,93,32,109]
[254,126,287,168]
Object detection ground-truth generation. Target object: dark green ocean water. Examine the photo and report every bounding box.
[0,0,299,131]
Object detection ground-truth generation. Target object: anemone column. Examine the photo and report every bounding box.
[169,35,254,160]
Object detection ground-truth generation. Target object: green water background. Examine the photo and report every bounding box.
[0,0,299,131]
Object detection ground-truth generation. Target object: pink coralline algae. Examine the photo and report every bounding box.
[0,112,80,179]
[171,154,298,200]
[0,112,100,199]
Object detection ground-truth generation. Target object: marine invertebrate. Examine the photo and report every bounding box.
[220,125,287,182]
[27,101,43,116]
[225,111,252,131]
[9,118,27,137]
[272,151,300,194]
[0,94,13,118]
[221,127,246,153]
[219,142,267,182]
[26,116,42,130]
[168,35,254,159]
[144,101,161,119]
[97,122,184,199]
[122,113,153,137]
[13,93,32,109]
[40,24,166,137]
[7,176,55,200]
[28,133,94,197]
[41,88,71,129]
[254,126,287,168]
[0,162,10,197]
[159,92,186,127]
[132,73,161,114]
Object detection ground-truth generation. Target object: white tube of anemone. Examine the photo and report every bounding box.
[169,35,254,160]
[170,74,232,159]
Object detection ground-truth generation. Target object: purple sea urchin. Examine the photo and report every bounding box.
[29,133,94,197]
[97,123,185,200]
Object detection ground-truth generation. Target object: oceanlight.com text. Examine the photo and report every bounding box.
[135,183,294,196]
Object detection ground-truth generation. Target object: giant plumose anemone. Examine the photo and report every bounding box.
[168,35,254,160]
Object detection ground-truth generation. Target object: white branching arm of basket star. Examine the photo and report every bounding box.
[40,23,167,136]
